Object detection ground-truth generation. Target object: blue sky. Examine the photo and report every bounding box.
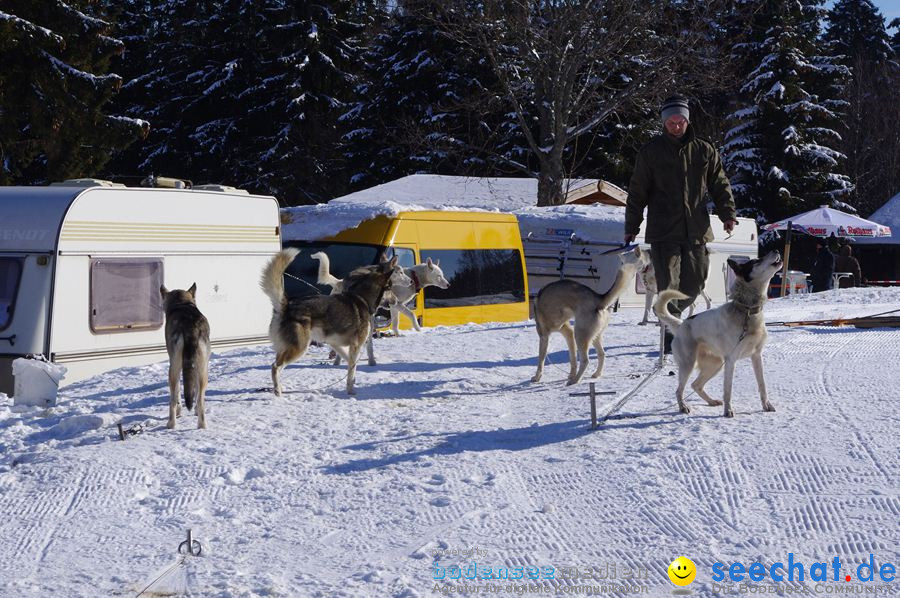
[873,0,899,23]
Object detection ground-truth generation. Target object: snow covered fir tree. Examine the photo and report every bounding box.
[0,1,148,185]
[105,0,365,204]
[823,0,899,216]
[724,0,853,224]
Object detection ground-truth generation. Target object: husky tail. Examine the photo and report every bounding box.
[261,248,300,312]
[311,251,342,291]
[653,289,689,332]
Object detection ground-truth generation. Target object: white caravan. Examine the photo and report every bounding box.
[0,181,281,396]
[516,204,758,309]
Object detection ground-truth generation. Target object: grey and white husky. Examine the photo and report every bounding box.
[531,247,642,385]
[312,251,448,335]
[654,251,782,417]
[261,248,398,395]
[160,283,210,429]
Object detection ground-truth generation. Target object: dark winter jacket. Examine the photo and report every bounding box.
[625,125,736,245]
[811,245,835,292]
[834,245,862,288]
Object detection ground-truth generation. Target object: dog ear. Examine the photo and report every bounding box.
[727,259,739,273]
[633,246,641,258]
[434,259,440,267]
[388,256,398,269]
[160,285,168,299]
[426,257,433,268]
[188,283,197,297]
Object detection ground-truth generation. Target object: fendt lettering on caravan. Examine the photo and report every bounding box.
[0,179,281,396]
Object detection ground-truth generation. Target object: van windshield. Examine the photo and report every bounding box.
[281,242,383,298]
[0,257,24,330]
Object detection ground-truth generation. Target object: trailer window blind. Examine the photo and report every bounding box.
[90,258,164,333]
[0,257,24,331]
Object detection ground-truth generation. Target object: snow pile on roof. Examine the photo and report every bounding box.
[514,203,625,243]
[281,200,414,241]
[853,192,899,245]
[328,174,596,212]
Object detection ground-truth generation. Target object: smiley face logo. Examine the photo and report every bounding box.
[668,556,696,586]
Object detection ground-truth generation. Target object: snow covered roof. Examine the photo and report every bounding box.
[854,192,900,245]
[328,174,599,212]
[515,204,625,243]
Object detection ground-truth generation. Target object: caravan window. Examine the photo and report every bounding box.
[281,242,382,298]
[0,257,24,331]
[90,258,164,333]
[420,249,525,308]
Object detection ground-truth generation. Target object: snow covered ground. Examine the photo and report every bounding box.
[1,288,898,597]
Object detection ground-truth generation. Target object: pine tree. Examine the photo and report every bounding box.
[342,3,512,191]
[823,0,899,216]
[106,0,364,204]
[0,1,148,185]
[724,0,852,223]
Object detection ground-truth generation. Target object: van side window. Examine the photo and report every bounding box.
[0,257,24,330]
[384,246,415,270]
[420,249,525,308]
[90,258,164,333]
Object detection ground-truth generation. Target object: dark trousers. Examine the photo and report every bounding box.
[650,242,710,317]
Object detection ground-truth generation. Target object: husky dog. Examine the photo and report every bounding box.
[531,247,642,385]
[311,251,413,365]
[637,249,712,325]
[160,284,210,429]
[312,251,448,335]
[653,251,782,417]
[261,248,398,395]
[381,257,450,336]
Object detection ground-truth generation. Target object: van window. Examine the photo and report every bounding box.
[90,258,164,333]
[0,257,24,331]
[420,249,525,308]
[281,242,382,298]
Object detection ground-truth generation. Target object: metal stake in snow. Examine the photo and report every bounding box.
[569,382,616,430]
[178,529,202,557]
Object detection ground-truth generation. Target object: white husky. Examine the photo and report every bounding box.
[636,249,712,325]
[653,251,782,417]
[531,247,642,385]
[312,251,449,335]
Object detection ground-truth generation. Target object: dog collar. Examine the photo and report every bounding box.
[732,301,764,315]
[409,270,422,292]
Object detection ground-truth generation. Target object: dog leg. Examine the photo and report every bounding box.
[673,338,695,414]
[531,332,549,383]
[167,360,180,429]
[640,292,653,325]
[751,351,775,412]
[272,345,304,397]
[590,333,605,378]
[703,289,712,310]
[197,359,208,429]
[722,358,737,417]
[397,301,420,331]
[390,304,401,337]
[346,344,361,395]
[691,354,723,406]
[366,319,376,366]
[569,325,594,385]
[559,324,578,384]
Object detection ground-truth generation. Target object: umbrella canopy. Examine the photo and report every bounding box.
[763,205,892,239]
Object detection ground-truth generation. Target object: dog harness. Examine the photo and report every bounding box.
[409,270,422,292]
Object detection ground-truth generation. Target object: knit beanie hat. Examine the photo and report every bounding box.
[661,96,690,124]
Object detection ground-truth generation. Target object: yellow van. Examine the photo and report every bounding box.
[280,210,529,328]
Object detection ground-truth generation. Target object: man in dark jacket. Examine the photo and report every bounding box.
[811,239,835,292]
[834,244,862,288]
[625,95,738,352]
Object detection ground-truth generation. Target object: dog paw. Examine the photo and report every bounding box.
[167,420,176,429]
[531,374,542,383]
[708,399,723,406]
[763,403,776,412]
[724,409,734,418]
[678,404,691,415]
[637,321,647,326]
